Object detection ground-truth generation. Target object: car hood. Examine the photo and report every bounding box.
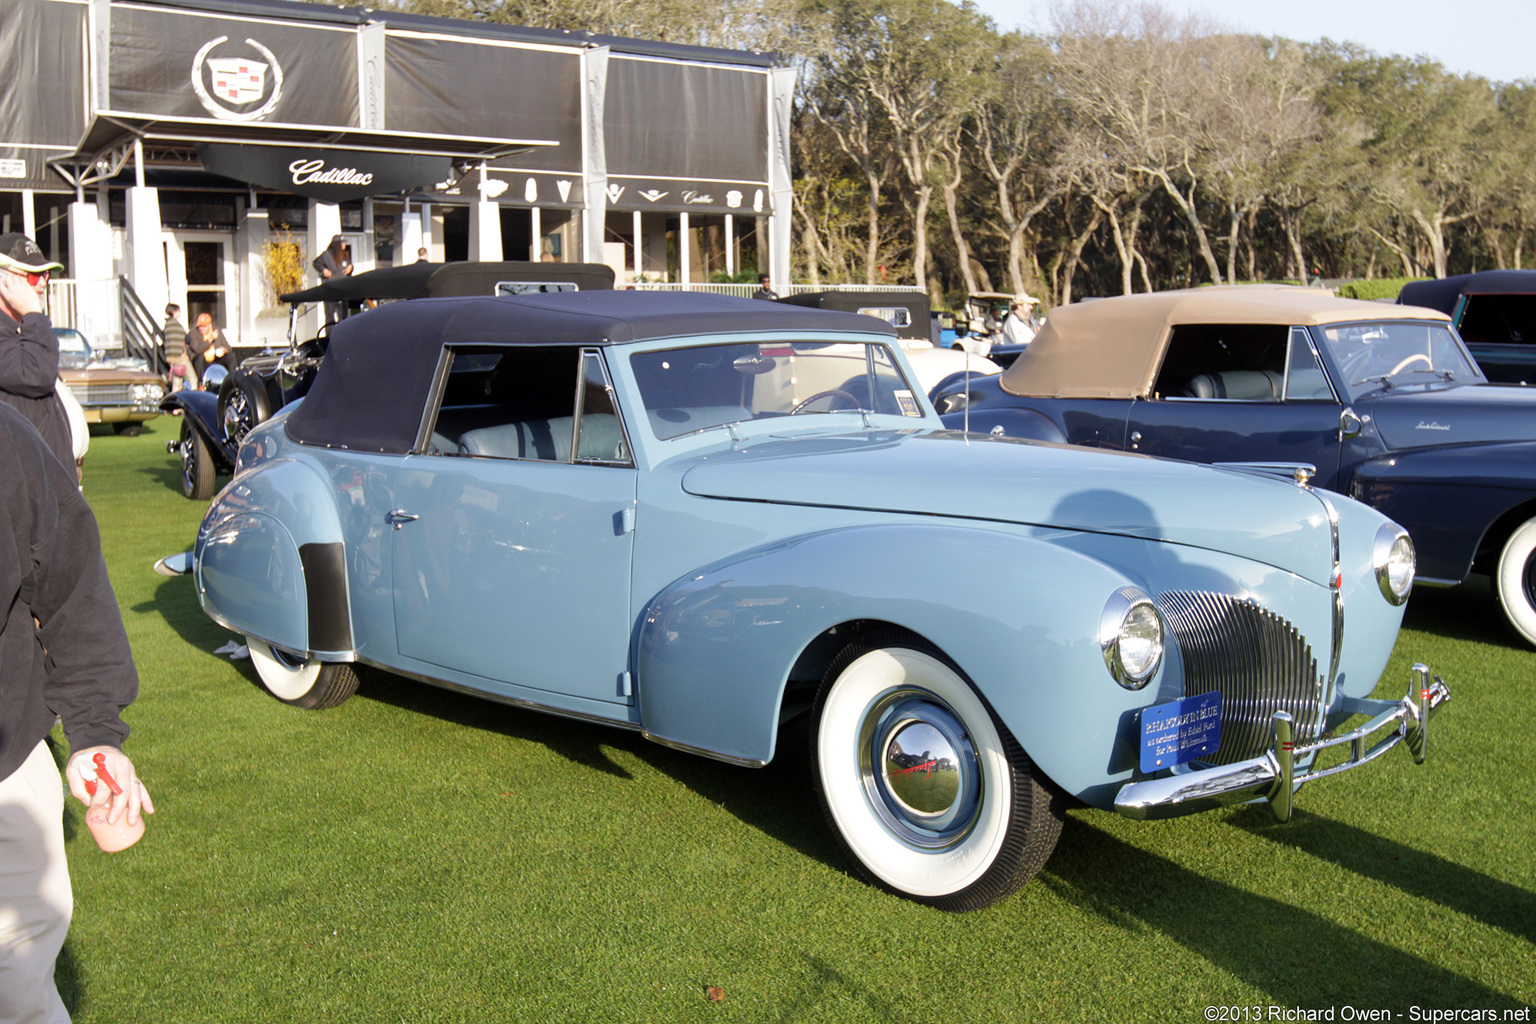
[1364,384,1536,449]
[679,429,1336,585]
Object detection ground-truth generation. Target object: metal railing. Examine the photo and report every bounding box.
[119,276,168,375]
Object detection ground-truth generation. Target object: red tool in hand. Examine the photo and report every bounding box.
[83,752,145,852]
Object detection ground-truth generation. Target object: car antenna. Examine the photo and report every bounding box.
[962,346,971,440]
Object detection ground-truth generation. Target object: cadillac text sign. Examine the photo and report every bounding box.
[196,144,453,203]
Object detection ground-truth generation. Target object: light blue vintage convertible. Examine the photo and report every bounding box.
[187,291,1448,911]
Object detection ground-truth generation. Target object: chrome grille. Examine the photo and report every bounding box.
[1157,591,1325,764]
[74,384,135,406]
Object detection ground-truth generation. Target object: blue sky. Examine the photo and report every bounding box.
[970,0,1533,84]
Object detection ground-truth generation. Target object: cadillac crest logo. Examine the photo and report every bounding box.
[191,36,285,121]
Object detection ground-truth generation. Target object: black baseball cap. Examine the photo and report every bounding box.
[0,233,63,274]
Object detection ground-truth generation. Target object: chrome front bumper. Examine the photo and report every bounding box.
[1114,664,1450,822]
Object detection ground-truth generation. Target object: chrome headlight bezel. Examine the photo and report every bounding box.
[1372,524,1415,606]
[1099,586,1164,690]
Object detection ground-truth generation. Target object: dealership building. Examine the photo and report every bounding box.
[1,0,794,347]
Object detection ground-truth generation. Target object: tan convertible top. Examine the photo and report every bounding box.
[999,285,1451,399]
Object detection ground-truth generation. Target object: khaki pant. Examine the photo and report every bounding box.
[0,740,72,1024]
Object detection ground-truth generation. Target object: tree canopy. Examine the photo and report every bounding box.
[381,0,1533,306]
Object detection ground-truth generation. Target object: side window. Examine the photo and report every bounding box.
[574,351,631,464]
[425,346,585,462]
[1283,327,1334,400]
[1153,323,1289,401]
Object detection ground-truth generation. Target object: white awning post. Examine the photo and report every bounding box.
[632,210,643,284]
[580,46,610,264]
[680,210,690,283]
[470,163,501,261]
[768,66,797,293]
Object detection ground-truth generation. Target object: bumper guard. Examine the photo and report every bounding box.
[1114,664,1450,822]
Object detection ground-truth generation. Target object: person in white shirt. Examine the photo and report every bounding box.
[1002,294,1039,347]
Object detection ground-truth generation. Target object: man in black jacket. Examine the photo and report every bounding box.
[0,402,154,1021]
[0,233,72,472]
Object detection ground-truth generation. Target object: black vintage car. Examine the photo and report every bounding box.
[1399,270,1536,385]
[931,285,1536,648]
[161,260,615,499]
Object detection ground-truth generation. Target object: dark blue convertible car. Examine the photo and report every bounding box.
[932,285,1536,647]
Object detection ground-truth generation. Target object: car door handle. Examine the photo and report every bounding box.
[386,509,420,530]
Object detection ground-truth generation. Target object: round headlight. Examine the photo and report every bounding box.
[1099,587,1164,689]
[1373,525,1415,605]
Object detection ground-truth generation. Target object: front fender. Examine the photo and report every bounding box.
[1350,442,1536,582]
[636,523,1159,801]
[197,457,352,657]
[161,389,236,470]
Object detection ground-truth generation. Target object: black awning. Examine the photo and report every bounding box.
[196,143,454,203]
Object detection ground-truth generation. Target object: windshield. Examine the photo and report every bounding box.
[1316,321,1481,393]
[53,328,95,369]
[630,341,924,439]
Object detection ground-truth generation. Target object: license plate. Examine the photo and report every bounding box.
[1140,691,1222,773]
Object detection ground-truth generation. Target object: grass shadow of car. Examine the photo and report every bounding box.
[137,458,192,493]
[141,570,836,868]
[1039,814,1526,1008]
[1228,805,1535,945]
[351,666,845,873]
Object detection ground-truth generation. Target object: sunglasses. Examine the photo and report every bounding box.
[7,267,49,287]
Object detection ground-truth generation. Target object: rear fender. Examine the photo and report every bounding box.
[196,458,352,657]
[636,523,1156,802]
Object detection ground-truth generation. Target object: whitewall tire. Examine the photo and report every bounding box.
[246,637,360,710]
[812,632,1062,911]
[1496,518,1536,647]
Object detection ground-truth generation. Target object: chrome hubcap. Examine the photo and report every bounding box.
[223,391,251,444]
[859,689,982,850]
[1523,549,1536,610]
[178,429,194,482]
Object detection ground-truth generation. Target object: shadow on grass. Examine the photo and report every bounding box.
[355,667,844,871]
[1230,806,1536,944]
[133,576,238,659]
[136,458,187,494]
[1403,576,1523,649]
[1040,815,1525,1007]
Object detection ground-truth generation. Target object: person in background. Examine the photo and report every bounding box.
[416,247,430,263]
[0,232,73,472]
[192,313,235,378]
[0,400,154,1024]
[162,302,192,391]
[313,235,353,325]
[752,273,778,301]
[1001,294,1039,347]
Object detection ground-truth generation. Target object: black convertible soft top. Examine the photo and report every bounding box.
[776,290,932,342]
[285,290,896,454]
[1399,270,1536,314]
[278,260,617,304]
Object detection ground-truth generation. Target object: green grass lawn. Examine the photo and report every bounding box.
[54,417,1535,1022]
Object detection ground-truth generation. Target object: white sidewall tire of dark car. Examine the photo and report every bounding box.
[1496,518,1536,646]
[812,635,1062,911]
[246,638,360,710]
